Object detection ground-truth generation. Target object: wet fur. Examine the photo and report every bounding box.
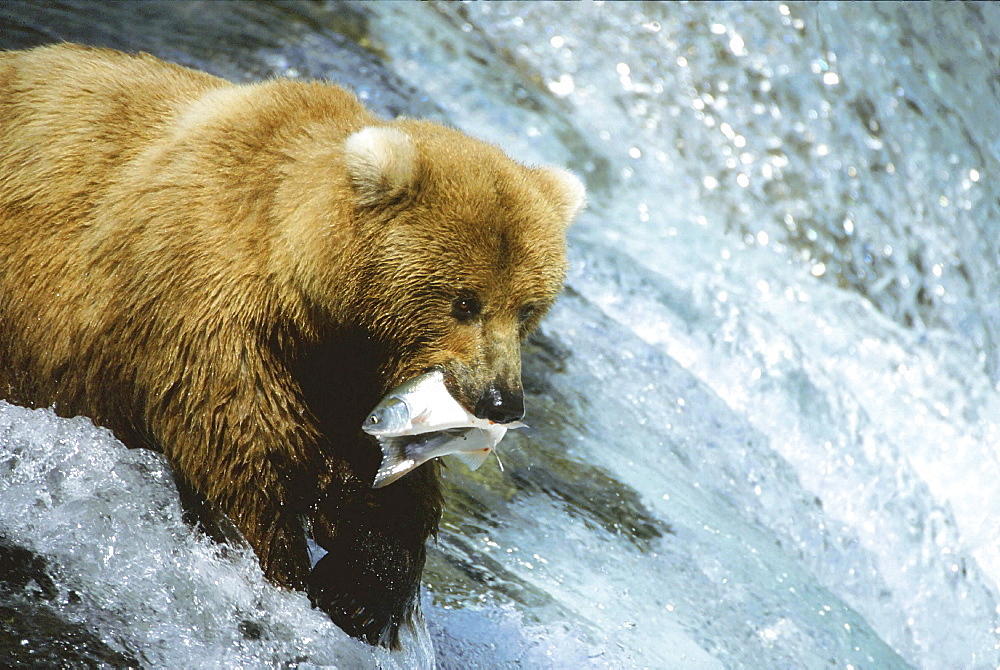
[0,43,583,646]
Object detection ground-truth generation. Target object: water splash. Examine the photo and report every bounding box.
[0,1,998,667]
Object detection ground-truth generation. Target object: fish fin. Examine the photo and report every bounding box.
[372,461,417,489]
[501,420,528,430]
[371,437,419,488]
[453,448,492,471]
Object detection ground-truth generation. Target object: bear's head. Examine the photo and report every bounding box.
[297,121,585,426]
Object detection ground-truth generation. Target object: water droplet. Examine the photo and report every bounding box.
[729,34,746,56]
[547,74,575,97]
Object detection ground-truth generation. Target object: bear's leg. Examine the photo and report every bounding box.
[307,525,424,648]
[307,464,441,649]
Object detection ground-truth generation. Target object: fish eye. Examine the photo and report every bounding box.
[452,292,482,322]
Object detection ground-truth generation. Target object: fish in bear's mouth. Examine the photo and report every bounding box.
[361,368,526,488]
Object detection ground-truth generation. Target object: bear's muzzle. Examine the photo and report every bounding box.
[473,380,525,424]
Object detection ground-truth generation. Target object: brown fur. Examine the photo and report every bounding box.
[0,44,583,646]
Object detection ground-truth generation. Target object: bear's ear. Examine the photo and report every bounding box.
[535,166,586,225]
[343,126,418,207]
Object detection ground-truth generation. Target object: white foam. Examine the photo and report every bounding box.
[0,402,423,668]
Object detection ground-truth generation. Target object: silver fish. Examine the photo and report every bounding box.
[363,370,525,488]
[372,425,508,489]
[362,369,475,437]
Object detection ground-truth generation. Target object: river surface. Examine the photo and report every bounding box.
[1,2,999,668]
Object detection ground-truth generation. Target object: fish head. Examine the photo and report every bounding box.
[361,396,413,436]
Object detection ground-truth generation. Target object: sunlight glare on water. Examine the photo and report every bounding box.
[0,1,998,667]
[368,2,1000,666]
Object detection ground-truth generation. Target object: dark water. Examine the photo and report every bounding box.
[2,2,999,667]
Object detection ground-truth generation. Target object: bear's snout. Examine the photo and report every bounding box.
[473,381,525,424]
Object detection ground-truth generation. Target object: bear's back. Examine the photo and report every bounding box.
[0,44,223,184]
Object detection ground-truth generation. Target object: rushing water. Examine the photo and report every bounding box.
[1,2,999,667]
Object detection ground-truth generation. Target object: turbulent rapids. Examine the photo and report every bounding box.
[1,2,999,667]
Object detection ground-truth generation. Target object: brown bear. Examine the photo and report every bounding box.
[0,43,584,647]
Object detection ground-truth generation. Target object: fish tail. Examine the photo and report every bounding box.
[371,438,417,489]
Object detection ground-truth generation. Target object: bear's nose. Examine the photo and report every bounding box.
[473,382,524,424]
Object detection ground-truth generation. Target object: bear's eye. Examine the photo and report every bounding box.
[452,293,483,322]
